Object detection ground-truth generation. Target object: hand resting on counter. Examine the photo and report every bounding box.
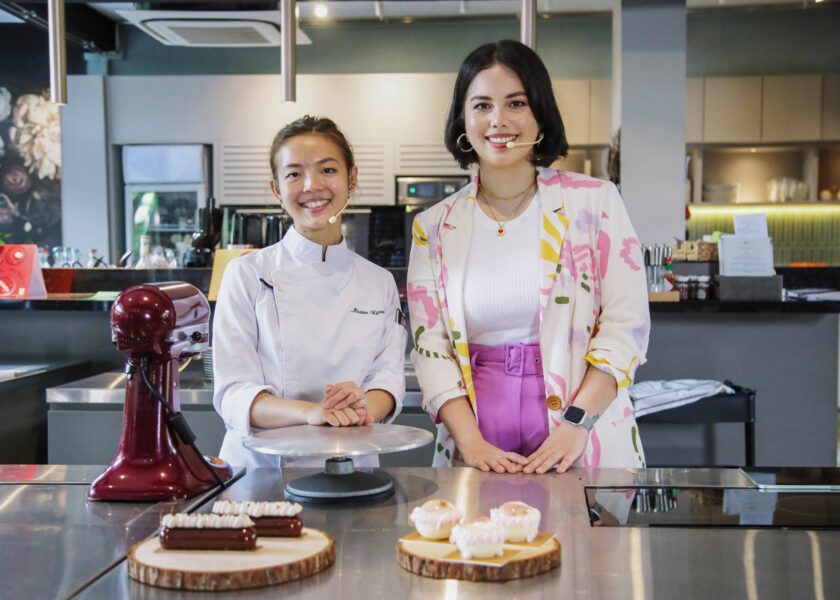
[307,382,372,427]
[249,383,395,429]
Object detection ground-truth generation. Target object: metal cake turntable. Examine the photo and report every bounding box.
[243,424,433,503]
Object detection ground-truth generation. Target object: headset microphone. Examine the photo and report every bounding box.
[328,197,351,224]
[506,133,544,149]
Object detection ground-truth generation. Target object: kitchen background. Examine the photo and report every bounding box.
[0,2,839,265]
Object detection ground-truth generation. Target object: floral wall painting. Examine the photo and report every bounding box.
[0,84,62,247]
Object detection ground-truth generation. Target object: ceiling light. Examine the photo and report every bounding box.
[314,3,328,18]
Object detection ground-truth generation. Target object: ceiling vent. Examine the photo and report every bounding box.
[116,9,312,48]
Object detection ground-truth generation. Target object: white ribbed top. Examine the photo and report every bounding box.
[464,193,541,346]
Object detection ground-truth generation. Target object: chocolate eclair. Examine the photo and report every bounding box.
[159,513,257,551]
[212,500,304,537]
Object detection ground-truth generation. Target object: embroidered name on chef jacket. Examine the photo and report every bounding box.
[351,308,386,316]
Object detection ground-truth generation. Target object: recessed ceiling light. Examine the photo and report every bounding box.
[314,3,328,19]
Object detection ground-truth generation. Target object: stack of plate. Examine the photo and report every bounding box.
[201,348,214,382]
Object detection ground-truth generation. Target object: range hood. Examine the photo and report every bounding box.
[116,8,312,47]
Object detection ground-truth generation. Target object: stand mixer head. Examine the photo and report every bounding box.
[88,282,231,501]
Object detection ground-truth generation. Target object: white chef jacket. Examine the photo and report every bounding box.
[212,226,406,469]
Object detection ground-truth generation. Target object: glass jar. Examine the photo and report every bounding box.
[686,276,698,300]
[696,275,711,300]
[675,276,691,301]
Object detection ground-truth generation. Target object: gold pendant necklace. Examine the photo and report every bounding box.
[481,182,535,236]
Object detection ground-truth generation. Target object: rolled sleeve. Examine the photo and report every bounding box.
[216,382,277,435]
[584,182,650,388]
[412,370,465,421]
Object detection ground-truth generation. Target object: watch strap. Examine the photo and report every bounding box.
[562,406,595,432]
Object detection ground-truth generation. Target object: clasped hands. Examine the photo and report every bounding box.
[461,423,589,474]
[306,381,372,427]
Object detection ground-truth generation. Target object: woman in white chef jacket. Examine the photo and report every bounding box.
[212,115,406,469]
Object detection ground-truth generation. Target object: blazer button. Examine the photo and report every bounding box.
[547,395,563,411]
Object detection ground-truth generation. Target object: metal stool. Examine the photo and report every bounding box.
[636,381,756,467]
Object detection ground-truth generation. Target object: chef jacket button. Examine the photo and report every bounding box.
[547,395,563,411]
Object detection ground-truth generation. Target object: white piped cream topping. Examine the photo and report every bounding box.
[449,519,506,558]
[409,499,463,528]
[212,500,302,518]
[490,501,541,528]
[490,501,541,542]
[449,518,506,546]
[160,513,253,529]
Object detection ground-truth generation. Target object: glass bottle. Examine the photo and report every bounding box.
[134,235,152,269]
[86,249,100,268]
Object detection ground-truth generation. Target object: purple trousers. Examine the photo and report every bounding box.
[470,343,549,457]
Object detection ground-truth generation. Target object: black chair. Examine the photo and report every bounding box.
[636,381,756,467]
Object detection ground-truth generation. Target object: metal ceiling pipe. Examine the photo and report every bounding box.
[48,0,67,104]
[520,0,536,50]
[281,0,296,102]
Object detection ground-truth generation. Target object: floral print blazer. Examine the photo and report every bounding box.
[407,167,650,468]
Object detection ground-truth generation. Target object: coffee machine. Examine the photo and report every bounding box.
[88,282,232,501]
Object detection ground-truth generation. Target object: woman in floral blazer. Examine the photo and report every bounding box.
[407,40,650,473]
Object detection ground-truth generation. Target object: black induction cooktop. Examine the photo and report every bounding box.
[585,487,840,529]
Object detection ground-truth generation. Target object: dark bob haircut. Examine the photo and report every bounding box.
[444,39,568,170]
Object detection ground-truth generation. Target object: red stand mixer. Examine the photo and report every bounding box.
[88,282,232,501]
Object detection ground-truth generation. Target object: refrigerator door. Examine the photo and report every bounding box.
[125,183,206,264]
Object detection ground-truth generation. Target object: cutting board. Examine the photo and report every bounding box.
[397,531,561,582]
[127,527,334,591]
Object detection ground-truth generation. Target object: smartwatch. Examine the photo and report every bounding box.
[561,405,595,432]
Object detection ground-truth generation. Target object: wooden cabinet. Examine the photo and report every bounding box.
[762,75,822,142]
[589,79,613,145]
[553,79,590,146]
[703,76,762,143]
[822,75,840,141]
[686,78,704,143]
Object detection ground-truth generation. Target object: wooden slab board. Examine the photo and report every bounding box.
[127,528,334,591]
[397,532,561,582]
[648,291,681,302]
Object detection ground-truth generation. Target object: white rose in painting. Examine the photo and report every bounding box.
[8,93,61,180]
[0,87,11,122]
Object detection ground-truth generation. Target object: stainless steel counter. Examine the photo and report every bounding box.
[47,370,214,407]
[0,465,242,600]
[47,369,423,408]
[0,464,105,484]
[76,467,840,600]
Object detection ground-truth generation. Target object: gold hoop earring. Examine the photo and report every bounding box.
[456,133,474,153]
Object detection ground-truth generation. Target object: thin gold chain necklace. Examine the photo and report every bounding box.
[479,177,535,202]
[480,181,535,236]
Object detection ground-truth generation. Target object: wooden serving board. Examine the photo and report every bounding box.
[127,528,334,591]
[397,532,561,582]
